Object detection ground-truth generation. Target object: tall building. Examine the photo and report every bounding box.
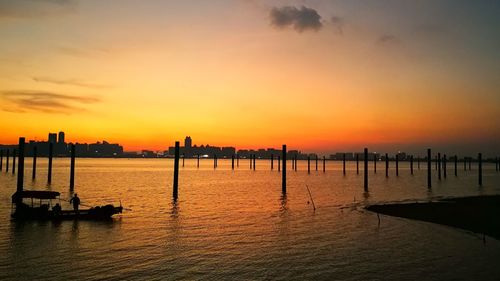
[185,136,192,149]
[48,133,57,143]
[58,131,65,144]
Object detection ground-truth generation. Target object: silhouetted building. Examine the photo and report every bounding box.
[48,133,57,144]
[58,131,65,144]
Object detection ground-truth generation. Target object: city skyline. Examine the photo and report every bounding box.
[0,1,499,155]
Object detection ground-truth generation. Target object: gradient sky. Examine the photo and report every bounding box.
[0,0,499,155]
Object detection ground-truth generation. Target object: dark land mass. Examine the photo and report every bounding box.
[366,195,500,240]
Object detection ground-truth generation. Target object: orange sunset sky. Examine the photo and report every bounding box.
[0,1,499,155]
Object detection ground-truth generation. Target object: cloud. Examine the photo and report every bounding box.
[0,90,99,114]
[0,0,76,19]
[270,5,322,32]
[330,16,344,34]
[377,34,400,45]
[33,77,111,89]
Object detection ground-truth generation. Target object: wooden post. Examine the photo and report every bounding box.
[454,155,458,176]
[214,154,217,169]
[249,155,252,169]
[182,154,185,167]
[385,153,389,178]
[343,153,346,175]
[32,146,37,180]
[427,149,431,189]
[438,153,441,180]
[315,155,318,171]
[271,154,274,170]
[478,153,482,186]
[323,156,326,172]
[12,149,16,174]
[231,154,235,170]
[307,156,310,174]
[173,141,180,200]
[356,154,359,174]
[443,154,447,179]
[278,155,281,172]
[364,148,368,192]
[373,154,377,174]
[0,149,3,171]
[410,155,413,175]
[253,154,256,171]
[237,154,239,167]
[435,156,438,170]
[69,144,75,190]
[396,154,399,177]
[6,149,9,172]
[16,138,25,193]
[48,143,53,184]
[197,154,200,168]
[294,156,297,172]
[282,145,286,194]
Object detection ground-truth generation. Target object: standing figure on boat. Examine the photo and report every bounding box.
[70,194,81,214]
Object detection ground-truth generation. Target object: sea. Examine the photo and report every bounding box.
[1,158,500,280]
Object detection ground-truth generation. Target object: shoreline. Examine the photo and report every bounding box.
[366,195,500,240]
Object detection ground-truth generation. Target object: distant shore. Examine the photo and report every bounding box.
[366,195,500,240]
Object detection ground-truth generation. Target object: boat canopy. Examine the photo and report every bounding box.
[12,190,61,202]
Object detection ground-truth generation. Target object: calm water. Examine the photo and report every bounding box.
[1,158,500,280]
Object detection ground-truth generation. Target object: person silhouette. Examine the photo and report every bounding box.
[69,194,81,213]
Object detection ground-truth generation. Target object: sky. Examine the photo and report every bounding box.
[0,0,499,156]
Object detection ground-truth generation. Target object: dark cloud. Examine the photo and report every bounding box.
[0,0,76,19]
[377,34,400,44]
[330,16,344,34]
[0,90,99,114]
[270,6,322,32]
[33,77,111,89]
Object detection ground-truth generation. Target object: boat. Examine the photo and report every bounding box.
[11,190,123,220]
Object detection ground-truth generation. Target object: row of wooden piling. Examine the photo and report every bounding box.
[2,141,76,191]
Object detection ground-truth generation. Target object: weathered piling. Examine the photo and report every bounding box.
[32,146,37,180]
[374,154,377,174]
[294,156,297,172]
[282,145,286,194]
[410,155,414,175]
[437,153,441,180]
[12,149,16,174]
[291,156,294,170]
[315,155,318,171]
[435,156,438,170]
[253,154,256,171]
[443,154,447,179]
[478,153,482,186]
[0,149,3,171]
[17,138,25,193]
[271,154,274,170]
[396,154,399,177]
[385,153,389,177]
[69,144,75,190]
[364,148,368,192]
[197,154,200,168]
[427,149,432,189]
[323,156,326,172]
[48,143,53,184]
[249,155,252,169]
[6,149,9,172]
[173,141,180,200]
[343,153,346,175]
[454,155,458,176]
[356,154,359,174]
[214,154,217,169]
[231,154,235,170]
[278,155,281,172]
[307,156,311,174]
[237,154,239,167]
[182,154,185,167]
